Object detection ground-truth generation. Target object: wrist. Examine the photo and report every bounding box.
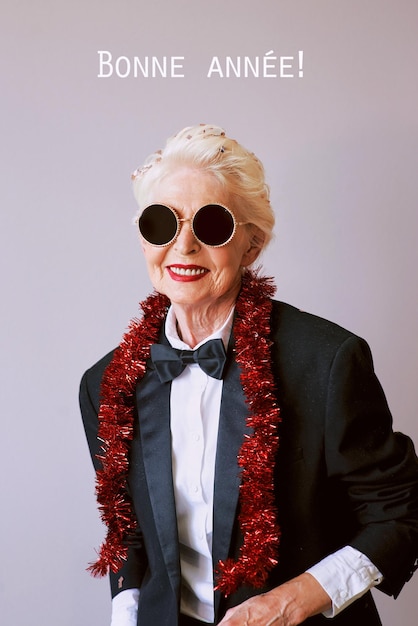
[268,573,332,625]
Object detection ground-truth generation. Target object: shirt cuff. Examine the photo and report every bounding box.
[306,546,383,618]
[111,588,140,626]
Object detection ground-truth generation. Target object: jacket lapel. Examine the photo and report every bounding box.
[132,348,181,597]
[212,347,251,613]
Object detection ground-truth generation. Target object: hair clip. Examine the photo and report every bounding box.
[199,125,226,138]
[131,163,153,180]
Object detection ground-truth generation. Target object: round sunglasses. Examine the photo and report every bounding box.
[138,203,246,248]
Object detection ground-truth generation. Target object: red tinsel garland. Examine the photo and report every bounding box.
[88,269,282,596]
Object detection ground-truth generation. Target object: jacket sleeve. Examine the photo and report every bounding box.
[324,335,418,597]
[79,362,148,597]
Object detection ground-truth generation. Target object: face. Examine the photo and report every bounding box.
[139,168,261,314]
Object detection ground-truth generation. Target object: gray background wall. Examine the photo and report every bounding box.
[1,1,417,624]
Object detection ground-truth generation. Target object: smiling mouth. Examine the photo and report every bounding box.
[168,266,208,277]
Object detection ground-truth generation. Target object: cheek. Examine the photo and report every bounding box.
[211,251,243,285]
[142,243,164,267]
[219,244,247,270]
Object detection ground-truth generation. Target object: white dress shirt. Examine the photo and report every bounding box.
[111,307,383,625]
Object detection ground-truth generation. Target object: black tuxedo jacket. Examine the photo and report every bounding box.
[80,300,418,625]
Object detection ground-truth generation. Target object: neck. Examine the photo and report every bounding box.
[171,299,236,348]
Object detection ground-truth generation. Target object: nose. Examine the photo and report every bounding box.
[173,218,201,255]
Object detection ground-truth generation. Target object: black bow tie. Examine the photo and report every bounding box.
[150,339,227,383]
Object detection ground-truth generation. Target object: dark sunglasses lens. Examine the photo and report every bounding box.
[194,204,235,246]
[138,204,178,245]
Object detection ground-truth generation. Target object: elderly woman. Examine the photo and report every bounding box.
[80,125,418,626]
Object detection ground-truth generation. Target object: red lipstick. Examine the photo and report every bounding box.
[167,265,209,282]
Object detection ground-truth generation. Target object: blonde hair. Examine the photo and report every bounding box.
[132,124,275,249]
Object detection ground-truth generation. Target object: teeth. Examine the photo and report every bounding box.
[170,267,206,276]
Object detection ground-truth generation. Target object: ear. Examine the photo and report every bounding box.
[240,225,265,267]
